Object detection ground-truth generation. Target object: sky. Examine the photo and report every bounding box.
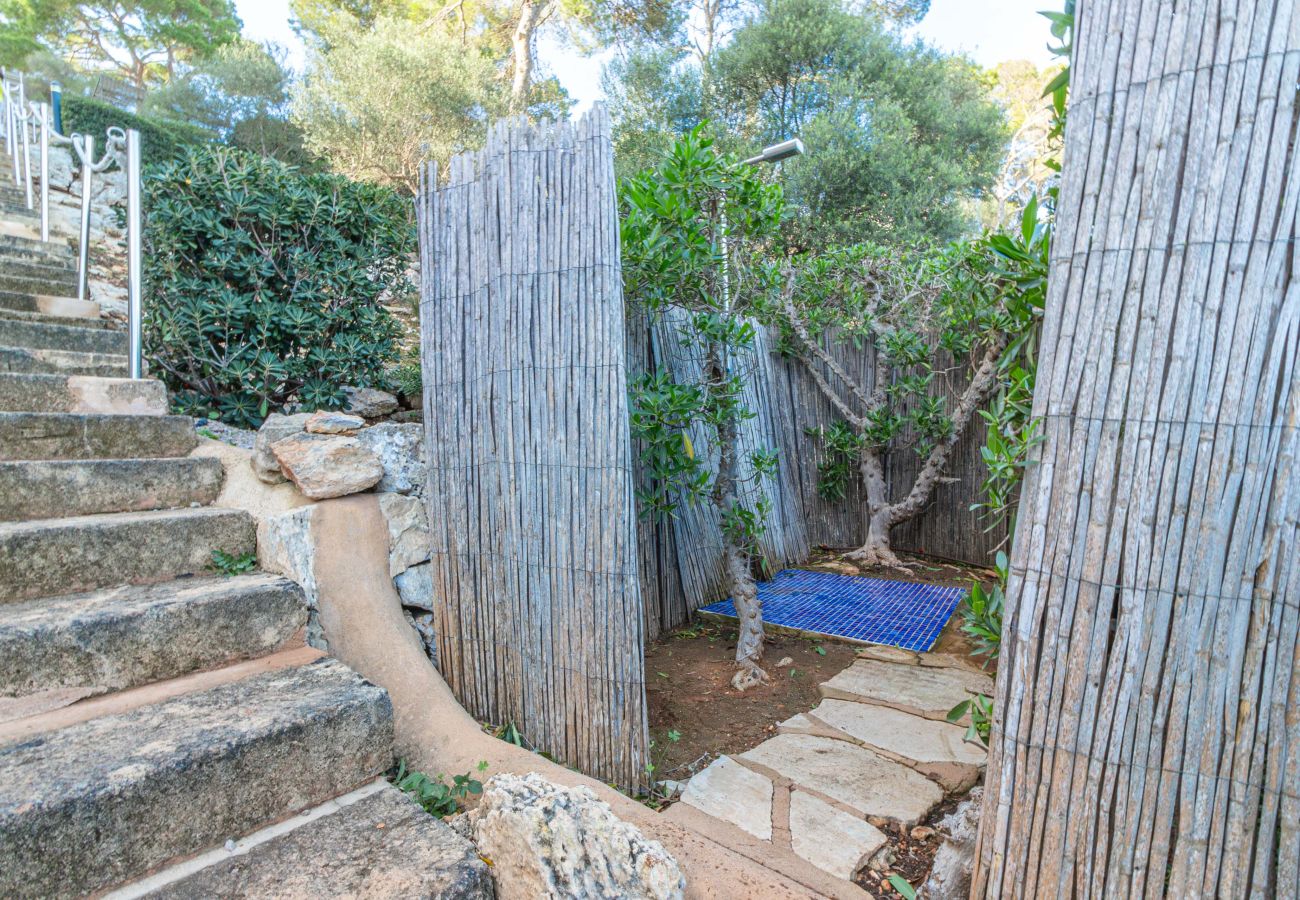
[234,0,1059,112]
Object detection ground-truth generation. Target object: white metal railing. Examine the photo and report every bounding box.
[2,68,144,378]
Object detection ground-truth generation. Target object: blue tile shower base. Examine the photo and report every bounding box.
[699,569,966,652]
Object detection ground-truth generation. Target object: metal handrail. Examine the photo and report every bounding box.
[1,68,144,379]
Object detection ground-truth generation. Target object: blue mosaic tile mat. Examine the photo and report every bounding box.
[699,569,967,652]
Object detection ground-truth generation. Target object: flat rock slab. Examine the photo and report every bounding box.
[801,699,986,793]
[304,410,364,435]
[788,790,886,880]
[143,785,491,899]
[740,733,943,827]
[680,755,773,840]
[820,658,994,721]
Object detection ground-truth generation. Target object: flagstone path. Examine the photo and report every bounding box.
[675,644,992,886]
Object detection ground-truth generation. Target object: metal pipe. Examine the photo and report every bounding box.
[37,102,47,239]
[126,129,142,378]
[20,102,33,210]
[50,81,62,134]
[76,134,93,302]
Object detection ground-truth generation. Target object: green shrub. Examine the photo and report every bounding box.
[143,145,413,427]
[62,94,213,165]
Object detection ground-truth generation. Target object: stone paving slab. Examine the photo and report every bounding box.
[680,755,773,840]
[819,657,994,721]
[788,790,887,880]
[740,733,943,827]
[790,699,985,792]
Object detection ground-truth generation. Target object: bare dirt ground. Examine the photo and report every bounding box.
[644,551,996,896]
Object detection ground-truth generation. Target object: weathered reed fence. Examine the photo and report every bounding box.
[418,106,649,789]
[975,1,1300,895]
[632,324,1008,638]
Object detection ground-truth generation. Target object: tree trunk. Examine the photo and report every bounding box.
[706,339,767,690]
[974,1,1300,896]
[509,0,550,113]
[847,449,904,567]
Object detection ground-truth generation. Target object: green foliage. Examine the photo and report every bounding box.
[292,13,523,193]
[1,0,241,85]
[494,722,525,747]
[782,239,1009,468]
[392,760,483,817]
[207,549,256,577]
[607,0,1006,248]
[961,551,1006,662]
[887,873,918,899]
[63,93,212,165]
[622,125,784,555]
[947,693,993,747]
[143,40,310,166]
[142,145,412,427]
[809,420,864,502]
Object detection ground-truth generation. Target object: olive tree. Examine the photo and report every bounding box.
[775,233,1037,567]
[621,125,784,689]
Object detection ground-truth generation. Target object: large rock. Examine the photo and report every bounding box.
[923,787,982,899]
[258,506,318,608]
[304,410,365,435]
[252,413,310,484]
[471,773,685,900]
[380,492,431,576]
[342,386,400,418]
[272,433,384,500]
[395,561,434,612]
[355,423,426,495]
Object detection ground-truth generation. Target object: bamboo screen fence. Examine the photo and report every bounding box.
[632,327,1008,639]
[417,107,649,789]
[975,1,1300,895]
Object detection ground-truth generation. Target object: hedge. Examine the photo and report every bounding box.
[61,94,213,165]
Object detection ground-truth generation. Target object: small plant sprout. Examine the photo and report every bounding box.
[207,550,256,577]
[392,760,483,818]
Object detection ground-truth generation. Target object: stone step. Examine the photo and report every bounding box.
[0,232,75,259]
[0,303,116,329]
[0,345,127,376]
[118,782,492,899]
[0,373,166,415]
[0,657,394,898]
[0,411,196,460]
[0,270,78,297]
[0,573,305,701]
[0,256,77,282]
[0,290,101,318]
[0,316,125,354]
[738,733,944,827]
[780,699,986,793]
[819,658,994,723]
[0,507,255,604]
[0,456,223,520]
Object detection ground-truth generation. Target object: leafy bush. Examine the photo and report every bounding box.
[143,145,413,426]
[62,94,212,165]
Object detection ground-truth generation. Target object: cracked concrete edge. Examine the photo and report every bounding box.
[308,494,861,900]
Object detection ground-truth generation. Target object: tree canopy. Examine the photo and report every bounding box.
[606,0,1007,247]
[0,0,241,87]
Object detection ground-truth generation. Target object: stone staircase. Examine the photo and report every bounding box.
[0,164,490,898]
